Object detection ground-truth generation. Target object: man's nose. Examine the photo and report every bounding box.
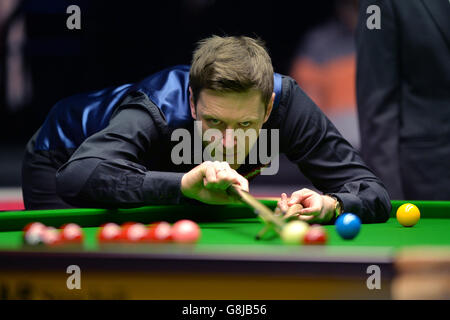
[222,128,237,149]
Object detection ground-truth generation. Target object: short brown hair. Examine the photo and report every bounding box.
[189,35,274,107]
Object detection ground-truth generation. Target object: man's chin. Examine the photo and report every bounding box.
[228,163,241,170]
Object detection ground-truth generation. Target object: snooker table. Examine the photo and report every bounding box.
[0,200,449,300]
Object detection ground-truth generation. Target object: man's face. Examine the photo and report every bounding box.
[189,88,274,170]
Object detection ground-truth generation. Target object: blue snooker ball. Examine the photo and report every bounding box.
[335,213,361,240]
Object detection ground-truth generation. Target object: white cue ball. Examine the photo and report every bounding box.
[280,221,310,245]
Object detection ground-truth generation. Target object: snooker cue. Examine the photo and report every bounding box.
[227,184,286,232]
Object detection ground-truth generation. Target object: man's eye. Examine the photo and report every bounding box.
[240,121,251,127]
[209,119,222,125]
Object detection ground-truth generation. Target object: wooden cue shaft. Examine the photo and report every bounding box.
[227,185,285,230]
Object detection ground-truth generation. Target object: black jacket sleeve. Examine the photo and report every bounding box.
[356,0,404,199]
[280,77,391,223]
[55,91,186,208]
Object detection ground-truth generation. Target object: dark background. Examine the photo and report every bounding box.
[0,0,335,189]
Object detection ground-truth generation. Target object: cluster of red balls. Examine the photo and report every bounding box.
[98,219,201,244]
[23,222,84,246]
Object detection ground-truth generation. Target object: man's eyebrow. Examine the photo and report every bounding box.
[239,117,259,122]
[202,114,259,122]
[202,114,220,119]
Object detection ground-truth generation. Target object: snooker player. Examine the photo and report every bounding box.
[22,35,391,224]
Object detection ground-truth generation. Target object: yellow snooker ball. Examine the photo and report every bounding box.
[396,203,420,227]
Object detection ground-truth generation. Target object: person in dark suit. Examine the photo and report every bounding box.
[22,36,391,223]
[356,0,450,200]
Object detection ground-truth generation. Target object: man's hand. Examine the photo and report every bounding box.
[181,161,249,205]
[277,188,336,224]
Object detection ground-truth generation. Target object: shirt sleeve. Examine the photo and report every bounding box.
[55,91,187,208]
[280,77,391,223]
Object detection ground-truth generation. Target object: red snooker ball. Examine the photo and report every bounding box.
[171,220,201,244]
[60,223,84,243]
[302,225,328,245]
[118,222,138,241]
[145,222,172,242]
[41,227,62,246]
[120,222,147,242]
[98,223,121,242]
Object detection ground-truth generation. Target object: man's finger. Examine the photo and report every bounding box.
[236,174,249,192]
[204,165,218,188]
[278,193,289,212]
[298,207,320,216]
[215,167,238,190]
[298,215,315,222]
[207,161,227,188]
[288,188,314,205]
[288,189,306,205]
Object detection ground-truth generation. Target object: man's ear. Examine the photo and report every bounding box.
[263,92,275,123]
[189,87,197,120]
